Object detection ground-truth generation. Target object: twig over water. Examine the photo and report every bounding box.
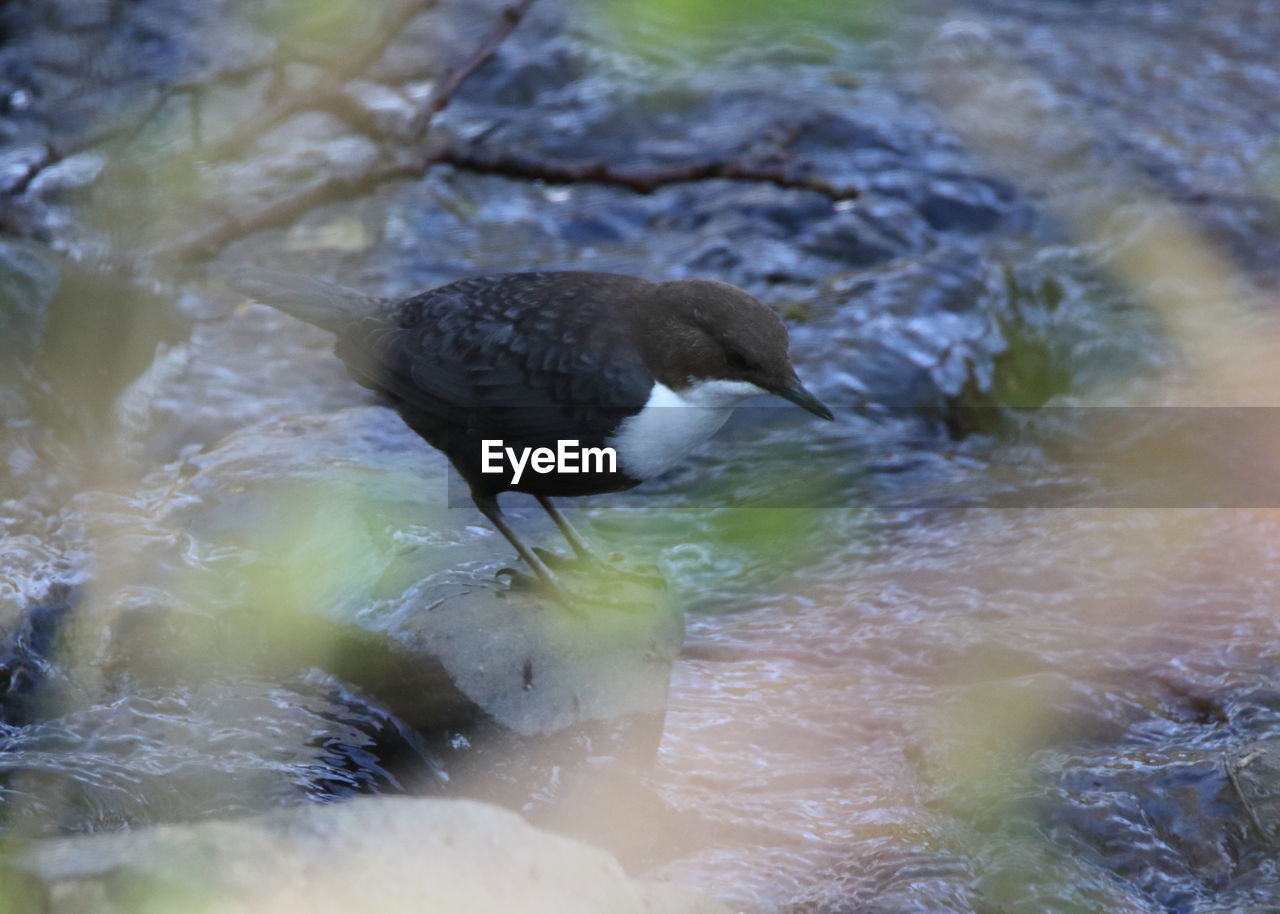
[434,144,860,200]
[156,0,859,263]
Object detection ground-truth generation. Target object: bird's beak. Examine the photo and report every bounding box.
[773,382,835,420]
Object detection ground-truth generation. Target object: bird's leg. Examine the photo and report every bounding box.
[472,493,557,587]
[535,495,594,561]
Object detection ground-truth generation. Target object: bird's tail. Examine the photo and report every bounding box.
[225,268,382,333]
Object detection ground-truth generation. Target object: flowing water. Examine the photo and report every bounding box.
[2,0,1280,910]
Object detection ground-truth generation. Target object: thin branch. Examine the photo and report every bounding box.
[434,145,861,200]
[157,154,426,262]
[159,130,859,262]
[416,0,540,126]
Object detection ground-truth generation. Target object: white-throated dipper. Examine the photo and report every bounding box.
[230,270,833,586]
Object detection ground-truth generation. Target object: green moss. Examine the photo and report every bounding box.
[947,265,1073,435]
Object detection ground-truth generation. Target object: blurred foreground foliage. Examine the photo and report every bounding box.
[586,0,890,56]
[248,0,382,57]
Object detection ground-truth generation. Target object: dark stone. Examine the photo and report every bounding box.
[919,191,1004,233]
[800,211,902,267]
[556,212,628,244]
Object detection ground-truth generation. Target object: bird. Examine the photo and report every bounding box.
[228,269,834,588]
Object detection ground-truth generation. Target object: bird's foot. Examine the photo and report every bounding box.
[495,562,587,614]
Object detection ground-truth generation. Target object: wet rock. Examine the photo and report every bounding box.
[10,796,729,914]
[786,251,1001,410]
[24,152,104,201]
[72,406,681,739]
[0,678,438,834]
[798,209,907,267]
[1047,752,1235,907]
[918,187,1004,233]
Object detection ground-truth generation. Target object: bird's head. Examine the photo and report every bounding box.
[642,279,835,419]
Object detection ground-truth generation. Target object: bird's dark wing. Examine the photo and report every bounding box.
[335,272,655,443]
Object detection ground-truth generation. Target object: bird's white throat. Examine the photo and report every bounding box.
[608,378,764,480]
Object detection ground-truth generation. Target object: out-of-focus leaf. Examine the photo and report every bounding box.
[586,0,889,57]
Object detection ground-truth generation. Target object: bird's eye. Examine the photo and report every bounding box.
[725,350,751,372]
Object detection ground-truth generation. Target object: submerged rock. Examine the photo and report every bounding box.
[8,795,730,914]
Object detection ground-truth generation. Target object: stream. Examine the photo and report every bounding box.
[2,0,1280,911]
